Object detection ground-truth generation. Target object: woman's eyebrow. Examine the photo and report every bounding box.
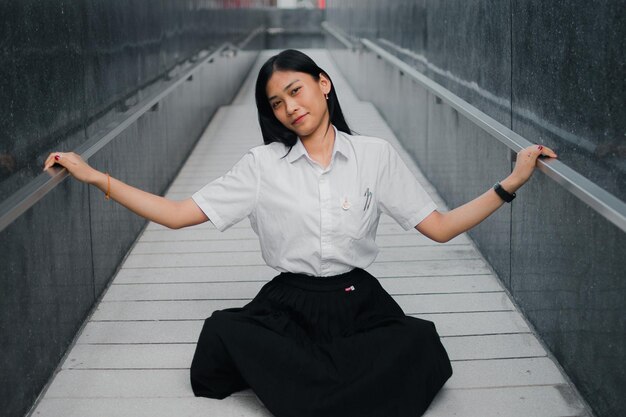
[268,79,300,101]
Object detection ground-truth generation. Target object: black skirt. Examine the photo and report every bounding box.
[190,267,452,417]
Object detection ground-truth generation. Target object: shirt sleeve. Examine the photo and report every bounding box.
[191,150,259,232]
[377,142,437,230]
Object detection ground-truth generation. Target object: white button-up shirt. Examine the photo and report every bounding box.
[192,125,436,277]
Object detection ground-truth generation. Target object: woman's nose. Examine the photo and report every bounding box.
[285,97,299,114]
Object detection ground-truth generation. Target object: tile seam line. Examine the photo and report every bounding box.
[126,244,471,254]
[41,383,575,401]
[110,275,497,284]
[91,311,518,316]
[99,295,511,302]
[118,258,485,268]
[60,356,552,365]
[103,290,506,295]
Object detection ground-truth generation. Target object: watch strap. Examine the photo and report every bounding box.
[493,182,516,203]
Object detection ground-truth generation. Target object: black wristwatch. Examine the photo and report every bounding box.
[493,182,516,203]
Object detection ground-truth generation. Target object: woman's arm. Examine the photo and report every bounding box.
[415,144,557,243]
[43,152,209,229]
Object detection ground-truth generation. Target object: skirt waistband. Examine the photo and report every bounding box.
[275,267,369,292]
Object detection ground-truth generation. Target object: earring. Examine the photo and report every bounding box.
[325,94,329,100]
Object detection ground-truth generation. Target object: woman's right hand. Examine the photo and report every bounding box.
[43,152,99,184]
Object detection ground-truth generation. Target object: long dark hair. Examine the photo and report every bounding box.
[254,49,351,156]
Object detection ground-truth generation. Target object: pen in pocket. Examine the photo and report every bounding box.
[363,188,372,211]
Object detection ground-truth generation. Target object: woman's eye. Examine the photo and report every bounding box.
[271,101,281,109]
[291,87,301,95]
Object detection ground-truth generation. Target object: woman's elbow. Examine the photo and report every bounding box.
[168,221,183,230]
[154,217,182,230]
[431,233,453,244]
[170,198,209,230]
[167,216,195,230]
[418,228,452,243]
[415,211,453,243]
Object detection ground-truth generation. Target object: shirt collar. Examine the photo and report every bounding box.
[286,125,350,164]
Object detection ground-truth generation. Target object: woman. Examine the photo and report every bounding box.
[44,49,557,416]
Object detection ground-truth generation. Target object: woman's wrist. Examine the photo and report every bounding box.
[88,169,106,187]
[499,174,524,194]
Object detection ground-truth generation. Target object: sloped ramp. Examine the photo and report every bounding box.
[30,50,591,417]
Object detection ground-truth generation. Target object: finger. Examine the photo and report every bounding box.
[532,145,557,159]
[43,155,51,170]
[43,152,64,171]
[525,145,557,159]
[538,145,557,158]
[43,153,56,171]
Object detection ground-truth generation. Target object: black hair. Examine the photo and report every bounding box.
[254,49,351,157]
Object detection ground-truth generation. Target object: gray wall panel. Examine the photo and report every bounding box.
[0,1,85,198]
[88,115,166,296]
[328,0,512,127]
[511,174,626,417]
[0,162,93,417]
[511,0,626,201]
[424,0,512,126]
[425,95,512,283]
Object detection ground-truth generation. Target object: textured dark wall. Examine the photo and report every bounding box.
[511,1,625,201]
[0,0,268,199]
[327,0,625,200]
[0,2,267,417]
[0,1,86,199]
[326,1,625,416]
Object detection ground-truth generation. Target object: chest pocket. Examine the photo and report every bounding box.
[338,194,377,240]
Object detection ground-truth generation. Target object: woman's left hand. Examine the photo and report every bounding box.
[510,144,558,187]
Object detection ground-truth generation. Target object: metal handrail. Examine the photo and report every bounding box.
[0,26,265,233]
[322,21,357,49]
[238,25,266,50]
[322,22,626,233]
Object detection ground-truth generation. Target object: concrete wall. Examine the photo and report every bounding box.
[0,2,267,417]
[326,1,625,416]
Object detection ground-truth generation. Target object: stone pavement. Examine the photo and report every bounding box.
[29,50,591,417]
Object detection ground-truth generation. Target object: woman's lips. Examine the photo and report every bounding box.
[292,114,307,125]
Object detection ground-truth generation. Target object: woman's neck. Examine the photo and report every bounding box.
[301,123,335,168]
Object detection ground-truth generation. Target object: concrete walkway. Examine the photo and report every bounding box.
[30,50,592,417]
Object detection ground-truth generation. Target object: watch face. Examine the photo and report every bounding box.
[494,183,515,202]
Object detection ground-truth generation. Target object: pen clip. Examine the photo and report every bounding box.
[363,188,372,211]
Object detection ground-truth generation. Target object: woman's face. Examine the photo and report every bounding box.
[265,70,331,140]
